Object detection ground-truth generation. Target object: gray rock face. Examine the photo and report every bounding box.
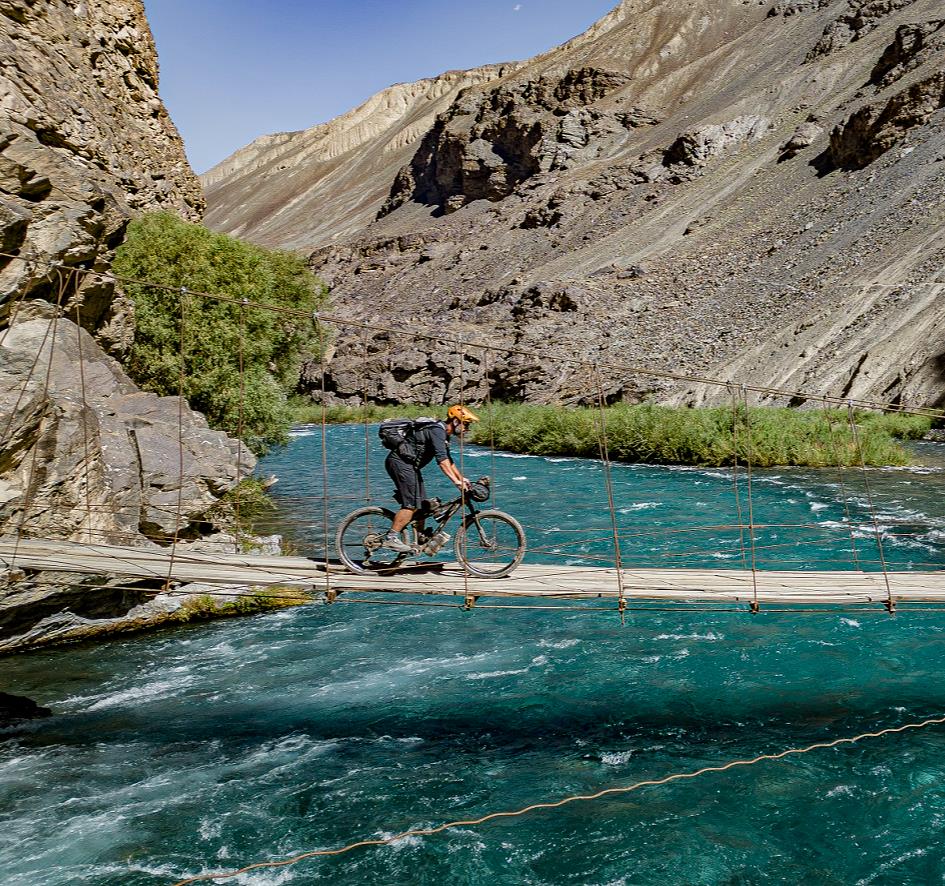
[830,71,945,168]
[0,0,203,344]
[871,18,945,88]
[381,67,650,216]
[0,314,253,543]
[663,116,772,169]
[807,0,920,60]
[780,121,825,159]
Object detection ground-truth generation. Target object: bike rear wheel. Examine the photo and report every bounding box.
[336,506,416,574]
[454,510,526,578]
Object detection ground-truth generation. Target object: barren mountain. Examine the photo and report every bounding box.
[206,0,945,410]
[202,65,519,250]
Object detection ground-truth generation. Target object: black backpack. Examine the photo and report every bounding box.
[378,417,439,464]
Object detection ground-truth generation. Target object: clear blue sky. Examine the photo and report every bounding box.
[143,0,618,174]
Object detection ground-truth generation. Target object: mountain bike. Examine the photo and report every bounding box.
[335,477,526,578]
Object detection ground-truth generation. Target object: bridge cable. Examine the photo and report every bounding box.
[740,386,760,612]
[164,287,189,593]
[847,402,894,611]
[456,334,474,609]
[318,322,333,601]
[359,329,372,506]
[168,714,945,886]
[74,301,94,543]
[0,266,65,448]
[482,348,500,512]
[234,299,248,554]
[728,385,749,571]
[593,363,626,623]
[821,398,860,570]
[10,269,69,571]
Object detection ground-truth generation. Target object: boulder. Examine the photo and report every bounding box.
[830,71,945,168]
[0,692,51,725]
[0,314,252,543]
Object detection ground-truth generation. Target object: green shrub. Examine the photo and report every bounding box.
[114,212,328,452]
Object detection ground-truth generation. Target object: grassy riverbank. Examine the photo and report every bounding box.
[290,401,932,467]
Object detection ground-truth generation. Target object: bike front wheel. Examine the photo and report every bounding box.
[336,506,416,574]
[454,510,526,578]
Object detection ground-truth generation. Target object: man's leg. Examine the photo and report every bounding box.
[390,508,415,533]
[383,455,421,552]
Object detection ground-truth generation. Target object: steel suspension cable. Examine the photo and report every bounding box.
[821,398,860,570]
[456,335,473,609]
[11,269,69,568]
[482,347,499,512]
[318,323,332,601]
[164,287,189,593]
[73,302,94,543]
[359,330,371,506]
[233,299,248,554]
[728,385,749,571]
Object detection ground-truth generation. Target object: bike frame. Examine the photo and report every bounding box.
[413,495,486,543]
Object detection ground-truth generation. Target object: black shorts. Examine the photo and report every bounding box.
[385,453,427,510]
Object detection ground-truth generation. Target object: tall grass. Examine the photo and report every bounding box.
[290,400,931,467]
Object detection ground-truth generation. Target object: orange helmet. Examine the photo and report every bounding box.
[447,404,480,424]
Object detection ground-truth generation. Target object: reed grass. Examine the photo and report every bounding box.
[290,400,931,467]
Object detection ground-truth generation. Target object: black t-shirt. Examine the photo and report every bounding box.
[413,421,451,468]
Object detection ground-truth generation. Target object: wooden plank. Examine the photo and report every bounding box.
[1,537,944,607]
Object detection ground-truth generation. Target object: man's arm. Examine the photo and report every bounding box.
[439,459,470,490]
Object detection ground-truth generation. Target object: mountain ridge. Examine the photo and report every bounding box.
[205,0,945,410]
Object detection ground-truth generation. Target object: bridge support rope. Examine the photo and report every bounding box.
[169,714,945,886]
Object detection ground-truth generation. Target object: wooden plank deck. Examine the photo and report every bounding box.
[2,537,945,607]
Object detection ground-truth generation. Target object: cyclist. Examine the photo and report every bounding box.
[381,404,479,552]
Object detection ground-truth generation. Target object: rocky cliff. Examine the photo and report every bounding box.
[0,0,257,652]
[1,0,203,337]
[207,0,945,411]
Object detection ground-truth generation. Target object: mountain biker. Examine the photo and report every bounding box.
[381,404,479,552]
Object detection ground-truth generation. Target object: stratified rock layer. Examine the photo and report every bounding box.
[0,312,252,544]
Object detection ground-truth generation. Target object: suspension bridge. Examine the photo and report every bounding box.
[0,253,943,618]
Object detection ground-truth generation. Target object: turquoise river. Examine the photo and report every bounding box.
[2,425,945,884]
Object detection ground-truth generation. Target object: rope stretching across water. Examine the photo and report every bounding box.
[170,715,945,885]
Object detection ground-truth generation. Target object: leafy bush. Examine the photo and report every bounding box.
[114,213,328,452]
